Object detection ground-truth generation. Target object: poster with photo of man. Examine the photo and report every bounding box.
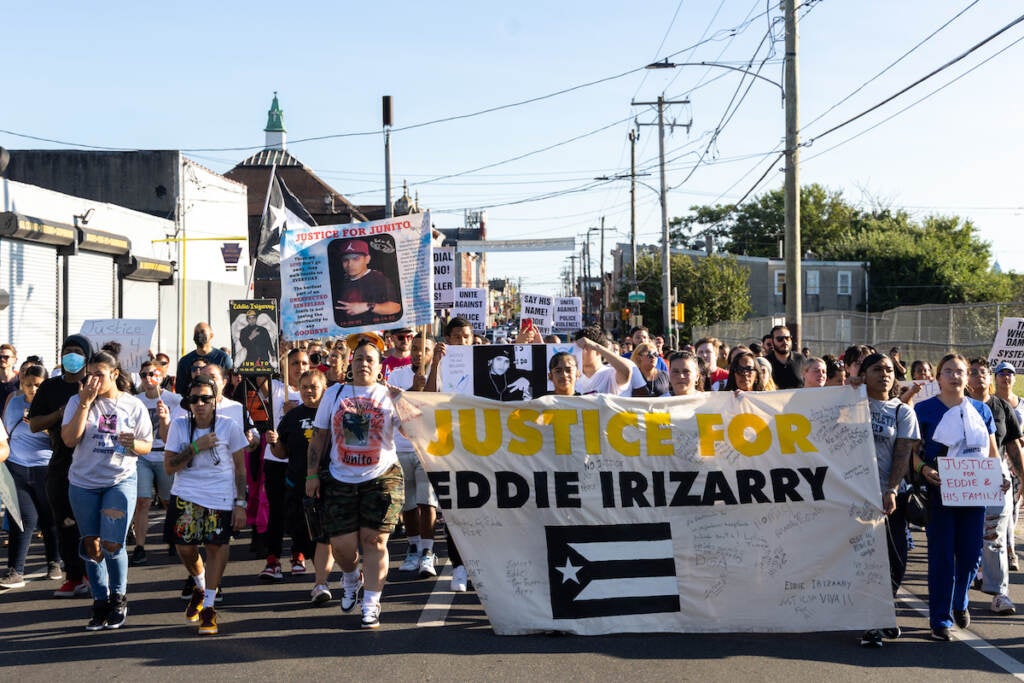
[229,299,279,375]
[441,344,550,400]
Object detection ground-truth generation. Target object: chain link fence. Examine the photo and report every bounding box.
[693,302,1024,364]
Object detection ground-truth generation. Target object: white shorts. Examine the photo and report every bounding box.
[397,450,438,512]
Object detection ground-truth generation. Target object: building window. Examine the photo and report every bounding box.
[837,270,852,296]
[806,270,820,295]
[774,271,785,296]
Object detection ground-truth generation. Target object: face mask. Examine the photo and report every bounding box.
[194,332,209,346]
[62,352,86,374]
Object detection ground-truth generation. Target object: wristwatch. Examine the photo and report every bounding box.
[367,302,376,313]
[886,487,898,495]
[234,499,247,509]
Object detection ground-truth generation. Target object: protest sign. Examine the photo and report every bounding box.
[937,456,1004,506]
[279,213,432,340]
[398,387,894,635]
[440,344,549,400]
[80,319,156,372]
[988,317,1024,369]
[553,297,582,333]
[433,246,456,310]
[520,293,553,335]
[452,288,489,333]
[229,299,279,375]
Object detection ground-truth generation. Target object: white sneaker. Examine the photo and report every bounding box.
[340,572,363,613]
[991,593,1016,615]
[419,550,437,578]
[310,582,332,606]
[399,550,421,573]
[361,602,381,629]
[451,564,468,592]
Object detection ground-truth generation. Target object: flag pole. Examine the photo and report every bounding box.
[247,162,278,294]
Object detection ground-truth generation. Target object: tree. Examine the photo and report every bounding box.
[618,251,751,337]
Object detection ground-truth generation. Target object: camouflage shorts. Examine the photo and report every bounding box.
[321,464,405,537]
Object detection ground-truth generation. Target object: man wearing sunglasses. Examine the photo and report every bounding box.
[382,327,414,379]
[164,375,249,636]
[766,325,804,390]
[0,343,19,409]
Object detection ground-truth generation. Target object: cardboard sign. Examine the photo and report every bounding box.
[937,456,1004,506]
[80,319,157,372]
[520,293,553,335]
[988,317,1024,369]
[553,296,582,332]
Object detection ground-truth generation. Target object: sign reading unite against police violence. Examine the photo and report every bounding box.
[398,386,895,636]
[280,212,433,340]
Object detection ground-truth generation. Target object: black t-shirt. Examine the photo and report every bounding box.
[633,370,670,397]
[175,348,233,398]
[768,352,804,389]
[27,375,81,469]
[276,404,318,487]
[0,377,19,412]
[987,395,1022,454]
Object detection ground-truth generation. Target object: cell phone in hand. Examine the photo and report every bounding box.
[521,318,533,333]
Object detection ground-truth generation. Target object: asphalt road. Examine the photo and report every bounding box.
[1,514,1023,682]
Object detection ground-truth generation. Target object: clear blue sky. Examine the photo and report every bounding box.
[4,1,1022,294]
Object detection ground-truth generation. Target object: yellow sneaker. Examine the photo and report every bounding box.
[185,587,204,623]
[197,606,218,635]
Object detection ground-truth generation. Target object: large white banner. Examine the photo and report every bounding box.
[399,387,894,635]
[279,212,432,340]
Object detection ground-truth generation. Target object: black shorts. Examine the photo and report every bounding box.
[321,464,405,537]
[167,495,232,546]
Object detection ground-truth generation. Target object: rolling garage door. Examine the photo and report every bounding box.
[0,239,60,367]
[66,251,116,334]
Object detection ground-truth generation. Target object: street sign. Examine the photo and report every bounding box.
[628,290,646,303]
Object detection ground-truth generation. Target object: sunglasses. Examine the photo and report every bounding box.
[191,365,206,373]
[774,335,791,342]
[0,355,13,360]
[187,395,216,405]
[736,366,757,374]
[140,371,161,378]
[997,370,1016,377]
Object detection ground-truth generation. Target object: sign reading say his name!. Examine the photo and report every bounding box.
[399,386,894,635]
[520,293,553,335]
[937,456,1004,506]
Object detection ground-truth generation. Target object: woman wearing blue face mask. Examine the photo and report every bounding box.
[62,350,153,631]
[27,334,95,598]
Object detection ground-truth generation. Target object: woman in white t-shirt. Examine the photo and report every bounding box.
[306,334,404,630]
[61,350,153,631]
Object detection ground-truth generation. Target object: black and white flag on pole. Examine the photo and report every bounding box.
[546,523,680,619]
[253,172,316,280]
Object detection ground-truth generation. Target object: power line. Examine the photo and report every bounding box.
[804,12,1024,146]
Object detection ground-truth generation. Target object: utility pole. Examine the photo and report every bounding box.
[383,96,394,218]
[599,215,606,319]
[633,96,689,350]
[629,129,638,293]
[784,0,801,348]
[568,255,579,298]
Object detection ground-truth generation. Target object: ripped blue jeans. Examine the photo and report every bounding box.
[68,474,137,601]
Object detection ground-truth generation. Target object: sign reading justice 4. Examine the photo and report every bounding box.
[399,387,894,636]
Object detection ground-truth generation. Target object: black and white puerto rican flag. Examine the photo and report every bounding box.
[546,523,680,619]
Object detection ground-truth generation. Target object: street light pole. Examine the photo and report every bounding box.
[783,0,802,349]
[629,129,638,293]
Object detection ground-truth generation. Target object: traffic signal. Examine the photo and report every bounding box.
[673,303,685,322]
[621,307,631,320]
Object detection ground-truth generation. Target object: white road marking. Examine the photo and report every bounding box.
[417,559,456,627]
[898,588,1024,679]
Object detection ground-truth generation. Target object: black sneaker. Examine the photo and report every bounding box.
[931,627,952,641]
[105,594,128,629]
[180,575,196,600]
[129,546,148,567]
[859,630,883,648]
[954,609,970,629]
[881,626,901,639]
[85,600,110,631]
[215,586,224,603]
